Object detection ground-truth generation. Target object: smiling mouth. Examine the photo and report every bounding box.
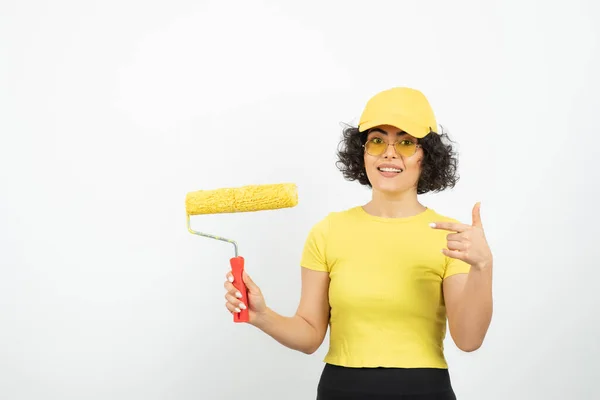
[377,167,403,173]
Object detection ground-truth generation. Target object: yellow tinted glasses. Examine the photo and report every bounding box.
[363,137,421,157]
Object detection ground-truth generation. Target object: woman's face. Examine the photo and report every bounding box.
[363,125,423,195]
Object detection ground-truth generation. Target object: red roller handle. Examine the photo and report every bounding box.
[230,256,249,323]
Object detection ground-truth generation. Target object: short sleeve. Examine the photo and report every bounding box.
[443,256,471,279]
[300,215,330,273]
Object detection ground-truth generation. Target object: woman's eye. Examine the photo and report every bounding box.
[371,138,384,144]
[400,140,415,146]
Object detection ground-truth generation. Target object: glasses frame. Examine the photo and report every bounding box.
[362,137,422,158]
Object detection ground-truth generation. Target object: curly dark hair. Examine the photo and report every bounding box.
[335,124,459,194]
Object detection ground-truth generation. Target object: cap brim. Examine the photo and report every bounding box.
[358,116,432,138]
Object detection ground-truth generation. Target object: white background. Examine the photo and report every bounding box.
[1,0,599,399]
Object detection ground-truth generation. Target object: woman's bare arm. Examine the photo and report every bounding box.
[250,267,330,354]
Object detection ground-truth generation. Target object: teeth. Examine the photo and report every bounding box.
[379,167,402,172]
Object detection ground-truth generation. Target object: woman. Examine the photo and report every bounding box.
[224,87,494,399]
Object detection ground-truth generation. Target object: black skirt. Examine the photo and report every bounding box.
[316,363,457,400]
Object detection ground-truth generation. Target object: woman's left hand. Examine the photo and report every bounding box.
[430,202,493,270]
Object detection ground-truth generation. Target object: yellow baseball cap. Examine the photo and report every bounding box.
[358,87,438,138]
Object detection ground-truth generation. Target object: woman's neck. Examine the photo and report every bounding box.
[362,189,426,218]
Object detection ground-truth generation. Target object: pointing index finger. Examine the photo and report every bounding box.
[429,221,470,232]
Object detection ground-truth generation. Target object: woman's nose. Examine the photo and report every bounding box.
[383,143,398,158]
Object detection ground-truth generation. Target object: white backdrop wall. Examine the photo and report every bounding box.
[1,1,599,399]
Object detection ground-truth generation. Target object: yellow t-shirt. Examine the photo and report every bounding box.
[300,206,471,369]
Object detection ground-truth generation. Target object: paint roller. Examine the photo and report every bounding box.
[185,183,298,322]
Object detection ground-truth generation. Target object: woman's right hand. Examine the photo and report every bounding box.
[224,270,267,324]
